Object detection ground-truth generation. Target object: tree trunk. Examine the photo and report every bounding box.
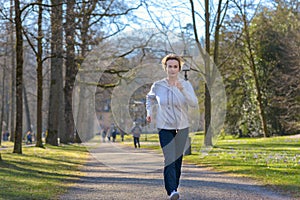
[213,0,223,70]
[23,85,32,133]
[0,67,5,146]
[204,0,213,146]
[36,0,44,148]
[76,74,88,142]
[13,0,23,154]
[47,0,64,146]
[10,0,16,142]
[241,13,269,137]
[62,0,76,144]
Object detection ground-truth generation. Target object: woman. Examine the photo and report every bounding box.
[146,54,198,200]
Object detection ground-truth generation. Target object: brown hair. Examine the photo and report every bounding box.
[161,54,184,71]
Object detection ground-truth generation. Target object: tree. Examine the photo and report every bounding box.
[72,1,142,143]
[189,0,228,146]
[61,0,76,144]
[217,13,257,136]
[252,2,300,135]
[36,0,44,147]
[9,0,16,142]
[46,0,64,146]
[231,0,269,137]
[13,0,23,154]
[0,63,5,146]
[23,85,32,133]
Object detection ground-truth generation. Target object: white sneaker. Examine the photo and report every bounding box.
[169,190,179,200]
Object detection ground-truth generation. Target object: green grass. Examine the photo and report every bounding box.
[129,132,300,198]
[0,142,89,200]
[1,133,299,199]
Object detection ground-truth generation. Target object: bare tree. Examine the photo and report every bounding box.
[13,0,23,154]
[9,0,16,142]
[62,0,76,144]
[0,63,5,146]
[23,85,32,132]
[72,1,142,142]
[189,0,228,146]
[46,0,64,146]
[19,0,49,148]
[36,0,44,147]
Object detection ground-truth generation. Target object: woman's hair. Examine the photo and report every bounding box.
[161,54,184,71]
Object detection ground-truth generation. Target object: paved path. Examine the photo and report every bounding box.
[59,142,295,200]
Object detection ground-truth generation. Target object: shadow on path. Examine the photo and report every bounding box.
[60,142,294,200]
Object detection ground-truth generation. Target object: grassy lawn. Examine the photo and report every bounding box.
[0,133,299,199]
[0,142,89,200]
[128,132,300,198]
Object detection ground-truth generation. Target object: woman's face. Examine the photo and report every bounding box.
[166,59,180,78]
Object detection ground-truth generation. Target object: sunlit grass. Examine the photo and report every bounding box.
[0,143,89,200]
[128,132,300,198]
[187,134,300,198]
[3,133,296,199]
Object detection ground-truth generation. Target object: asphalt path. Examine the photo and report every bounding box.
[59,142,295,200]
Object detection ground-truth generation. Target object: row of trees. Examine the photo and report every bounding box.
[0,0,299,154]
[0,0,143,153]
[219,1,299,136]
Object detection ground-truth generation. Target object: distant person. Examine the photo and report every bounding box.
[108,123,116,142]
[107,129,111,141]
[3,131,9,141]
[26,131,33,144]
[131,122,142,148]
[146,54,198,200]
[112,128,118,142]
[101,129,107,142]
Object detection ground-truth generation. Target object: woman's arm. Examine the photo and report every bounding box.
[145,83,157,122]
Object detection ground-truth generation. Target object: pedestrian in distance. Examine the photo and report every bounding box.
[146,54,198,200]
[101,129,107,142]
[26,131,33,144]
[131,122,142,148]
[112,128,117,142]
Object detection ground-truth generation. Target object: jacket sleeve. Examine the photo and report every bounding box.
[181,80,198,107]
[146,83,157,117]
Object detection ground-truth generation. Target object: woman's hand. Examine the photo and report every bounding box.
[175,81,183,91]
[146,116,152,123]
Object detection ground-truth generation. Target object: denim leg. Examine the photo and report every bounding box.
[175,128,188,188]
[137,137,140,147]
[159,128,189,195]
[159,129,176,195]
[133,137,137,148]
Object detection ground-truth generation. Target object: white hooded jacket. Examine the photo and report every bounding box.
[146,78,198,130]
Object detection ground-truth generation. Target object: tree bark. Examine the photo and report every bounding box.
[204,0,213,146]
[36,0,44,147]
[62,0,76,144]
[10,0,16,142]
[46,0,64,146]
[0,67,5,146]
[23,85,32,133]
[13,0,23,154]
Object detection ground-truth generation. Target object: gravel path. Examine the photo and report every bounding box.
[59,142,295,200]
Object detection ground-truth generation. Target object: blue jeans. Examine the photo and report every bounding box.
[158,128,189,195]
[133,136,140,148]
